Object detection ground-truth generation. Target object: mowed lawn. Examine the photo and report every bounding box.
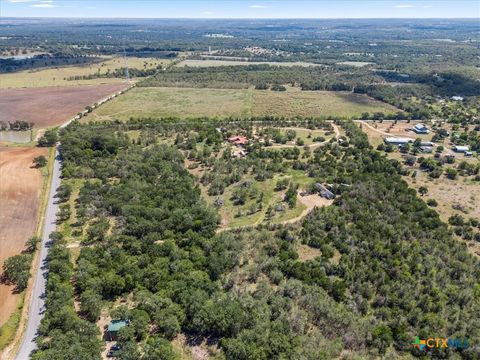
[90,86,397,121]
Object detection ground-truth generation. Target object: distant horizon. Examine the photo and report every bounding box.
[2,1,479,19]
[3,16,479,20]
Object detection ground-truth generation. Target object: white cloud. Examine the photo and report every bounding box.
[395,4,415,8]
[32,3,54,7]
[249,5,268,8]
[7,0,39,3]
[7,0,54,3]
[200,11,214,15]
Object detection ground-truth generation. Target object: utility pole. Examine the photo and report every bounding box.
[123,39,130,83]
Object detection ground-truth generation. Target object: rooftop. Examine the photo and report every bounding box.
[228,135,248,145]
[107,320,127,332]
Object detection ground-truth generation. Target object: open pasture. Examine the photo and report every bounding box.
[90,86,398,121]
[0,56,166,88]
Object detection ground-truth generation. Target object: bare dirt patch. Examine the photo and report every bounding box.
[0,146,47,326]
[281,192,333,225]
[0,84,128,128]
[297,244,321,262]
[173,334,221,360]
[405,173,480,222]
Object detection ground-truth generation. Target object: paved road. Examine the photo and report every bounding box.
[15,148,61,360]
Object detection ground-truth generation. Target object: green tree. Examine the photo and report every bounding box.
[284,183,298,208]
[80,289,102,322]
[418,186,428,196]
[25,236,40,253]
[2,254,32,291]
[33,155,47,168]
[445,167,457,180]
[38,128,58,147]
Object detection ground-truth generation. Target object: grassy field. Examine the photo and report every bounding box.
[211,174,311,229]
[0,56,168,88]
[252,87,397,118]
[90,87,253,120]
[57,178,85,244]
[89,86,397,121]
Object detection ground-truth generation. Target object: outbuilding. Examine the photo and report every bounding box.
[453,145,470,153]
[384,137,413,145]
[413,124,430,134]
[228,135,248,146]
[419,146,433,153]
[105,320,128,341]
[314,183,335,200]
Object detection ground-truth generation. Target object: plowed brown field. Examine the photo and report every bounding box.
[0,83,127,128]
[0,146,47,326]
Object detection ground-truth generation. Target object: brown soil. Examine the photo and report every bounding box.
[0,146,47,326]
[0,84,128,128]
[282,192,333,225]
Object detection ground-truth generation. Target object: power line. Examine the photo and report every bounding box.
[123,39,130,83]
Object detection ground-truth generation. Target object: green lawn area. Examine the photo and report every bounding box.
[57,178,85,244]
[89,86,398,121]
[197,171,313,229]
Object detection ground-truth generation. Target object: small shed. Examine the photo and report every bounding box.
[105,320,127,341]
[314,183,335,200]
[413,124,430,134]
[453,145,469,153]
[384,137,413,145]
[419,146,433,153]
[228,135,248,146]
[214,198,224,207]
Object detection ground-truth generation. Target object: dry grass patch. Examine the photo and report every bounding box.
[252,87,397,118]
[405,173,480,221]
[90,87,252,121]
[89,86,397,121]
[297,244,321,262]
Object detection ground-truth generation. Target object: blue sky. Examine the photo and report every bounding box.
[1,0,479,18]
